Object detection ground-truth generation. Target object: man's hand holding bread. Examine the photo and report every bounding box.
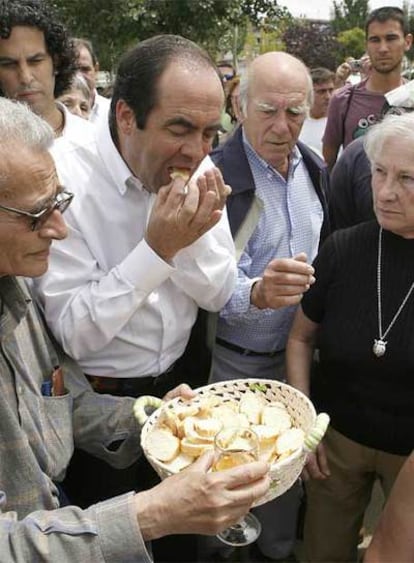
[145,166,232,262]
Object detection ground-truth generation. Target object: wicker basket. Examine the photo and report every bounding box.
[138,378,328,507]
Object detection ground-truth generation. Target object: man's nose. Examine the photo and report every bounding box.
[39,209,68,240]
[378,39,390,52]
[18,62,33,86]
[270,111,290,134]
[180,135,209,163]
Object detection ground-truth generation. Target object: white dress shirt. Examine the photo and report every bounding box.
[89,92,111,124]
[57,102,95,142]
[34,116,236,378]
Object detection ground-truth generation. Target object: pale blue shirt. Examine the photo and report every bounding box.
[217,133,324,352]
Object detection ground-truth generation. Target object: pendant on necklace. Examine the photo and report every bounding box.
[373,339,387,357]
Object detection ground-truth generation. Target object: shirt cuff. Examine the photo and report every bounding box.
[95,492,151,563]
[117,239,175,293]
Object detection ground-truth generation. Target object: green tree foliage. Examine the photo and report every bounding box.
[282,20,341,70]
[337,27,366,59]
[52,0,289,70]
[331,0,369,34]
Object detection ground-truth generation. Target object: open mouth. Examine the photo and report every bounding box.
[168,167,192,181]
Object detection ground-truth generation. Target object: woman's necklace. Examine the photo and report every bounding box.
[373,227,414,357]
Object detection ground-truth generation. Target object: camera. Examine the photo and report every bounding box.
[349,59,362,72]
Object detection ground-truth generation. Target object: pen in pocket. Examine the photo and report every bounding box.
[41,366,65,397]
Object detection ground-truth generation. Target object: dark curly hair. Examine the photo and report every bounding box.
[0,0,77,97]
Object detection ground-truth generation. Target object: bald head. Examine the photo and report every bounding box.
[239,51,313,175]
[240,52,313,115]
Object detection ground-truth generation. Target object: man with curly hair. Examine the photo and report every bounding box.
[0,0,85,138]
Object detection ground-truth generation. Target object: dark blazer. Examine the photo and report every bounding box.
[211,126,331,243]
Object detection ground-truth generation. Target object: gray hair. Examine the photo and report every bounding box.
[67,72,91,101]
[0,98,54,151]
[238,56,313,117]
[364,112,414,164]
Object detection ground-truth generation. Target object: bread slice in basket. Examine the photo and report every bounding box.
[144,389,305,472]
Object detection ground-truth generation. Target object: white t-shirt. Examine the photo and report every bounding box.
[299,116,327,157]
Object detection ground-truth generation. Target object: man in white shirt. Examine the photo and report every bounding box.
[33,36,236,561]
[73,37,111,123]
[36,35,235,387]
[299,67,335,156]
[0,1,91,141]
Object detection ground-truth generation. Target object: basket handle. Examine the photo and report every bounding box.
[133,395,163,426]
[303,412,330,453]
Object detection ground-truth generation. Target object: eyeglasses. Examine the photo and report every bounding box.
[0,189,74,231]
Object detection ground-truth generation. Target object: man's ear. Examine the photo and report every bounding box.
[116,99,136,136]
[94,61,100,73]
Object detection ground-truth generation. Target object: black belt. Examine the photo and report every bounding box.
[85,363,176,396]
[216,337,284,358]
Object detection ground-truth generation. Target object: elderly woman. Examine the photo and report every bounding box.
[57,73,92,120]
[286,113,414,562]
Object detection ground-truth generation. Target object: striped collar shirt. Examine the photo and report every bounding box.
[217,132,324,352]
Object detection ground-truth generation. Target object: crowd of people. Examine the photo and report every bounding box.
[0,0,413,562]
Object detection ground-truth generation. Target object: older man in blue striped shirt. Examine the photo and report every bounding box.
[209,51,330,562]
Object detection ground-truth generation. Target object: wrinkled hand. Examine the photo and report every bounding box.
[162,383,195,402]
[251,252,315,309]
[145,168,231,262]
[302,442,330,481]
[135,451,270,540]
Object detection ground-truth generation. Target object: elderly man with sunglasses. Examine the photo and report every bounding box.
[0,97,269,562]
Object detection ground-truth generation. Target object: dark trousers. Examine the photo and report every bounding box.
[63,309,212,562]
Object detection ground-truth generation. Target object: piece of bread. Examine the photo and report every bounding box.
[170,167,191,181]
[239,392,266,425]
[211,405,242,428]
[250,424,279,445]
[158,408,179,435]
[194,417,222,438]
[258,442,276,463]
[146,428,180,462]
[275,428,305,456]
[173,403,200,420]
[163,452,195,472]
[182,416,215,444]
[180,437,214,457]
[261,406,292,433]
[197,395,221,417]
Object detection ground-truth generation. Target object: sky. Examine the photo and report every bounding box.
[279,0,405,20]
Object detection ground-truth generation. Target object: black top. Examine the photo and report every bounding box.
[302,221,414,455]
[329,137,375,231]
